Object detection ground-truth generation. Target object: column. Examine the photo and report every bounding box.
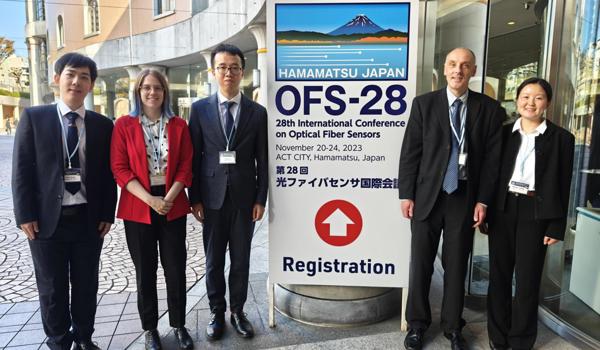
[201,52,216,96]
[249,24,267,107]
[102,76,117,120]
[26,37,43,106]
[125,66,141,111]
[84,92,94,111]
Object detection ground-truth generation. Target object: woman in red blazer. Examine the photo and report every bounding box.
[111,69,194,350]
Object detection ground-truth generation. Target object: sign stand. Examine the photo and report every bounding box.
[401,287,408,331]
[268,277,276,327]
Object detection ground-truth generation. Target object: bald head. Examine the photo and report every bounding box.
[444,47,477,97]
[446,48,476,64]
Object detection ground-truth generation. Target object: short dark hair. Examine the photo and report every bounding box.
[211,43,245,69]
[516,77,553,102]
[54,53,98,82]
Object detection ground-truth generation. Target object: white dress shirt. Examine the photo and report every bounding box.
[509,118,547,191]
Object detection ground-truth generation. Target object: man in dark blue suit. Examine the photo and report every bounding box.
[12,53,117,350]
[189,43,268,341]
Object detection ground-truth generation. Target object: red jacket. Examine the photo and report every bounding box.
[111,115,193,224]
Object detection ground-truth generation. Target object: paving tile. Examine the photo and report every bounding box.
[95,303,125,318]
[107,332,139,349]
[94,321,118,337]
[20,323,44,331]
[4,344,41,350]
[0,312,33,326]
[123,302,138,315]
[0,330,15,347]
[6,328,46,346]
[113,318,142,335]
[95,315,121,324]
[93,335,112,350]
[98,293,130,305]
[0,325,22,334]
[0,303,14,315]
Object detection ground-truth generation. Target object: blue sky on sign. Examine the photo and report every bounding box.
[0,0,27,57]
[276,3,410,33]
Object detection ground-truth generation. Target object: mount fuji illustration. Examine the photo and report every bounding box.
[328,14,384,35]
[276,13,407,45]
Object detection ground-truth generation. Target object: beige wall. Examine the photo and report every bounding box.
[46,0,192,67]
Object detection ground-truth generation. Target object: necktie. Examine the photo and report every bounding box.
[442,99,463,194]
[65,112,81,195]
[224,101,235,139]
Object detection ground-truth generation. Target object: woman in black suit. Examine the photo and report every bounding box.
[487,77,574,350]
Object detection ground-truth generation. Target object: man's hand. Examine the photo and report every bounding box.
[253,204,265,222]
[98,222,112,238]
[544,236,559,246]
[20,221,39,240]
[401,200,414,219]
[191,203,204,223]
[472,202,487,228]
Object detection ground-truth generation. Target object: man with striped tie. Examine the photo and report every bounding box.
[189,43,268,342]
[12,53,116,350]
[398,48,505,350]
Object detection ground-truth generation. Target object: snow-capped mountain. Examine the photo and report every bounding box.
[328,14,385,36]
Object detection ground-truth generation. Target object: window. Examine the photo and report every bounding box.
[56,15,64,49]
[84,0,100,35]
[154,0,175,17]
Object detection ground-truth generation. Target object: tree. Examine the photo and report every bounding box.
[0,37,15,66]
[8,67,23,90]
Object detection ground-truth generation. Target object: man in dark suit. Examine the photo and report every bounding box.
[12,53,117,350]
[189,43,268,341]
[398,48,504,350]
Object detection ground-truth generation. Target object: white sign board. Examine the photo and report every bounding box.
[267,0,419,287]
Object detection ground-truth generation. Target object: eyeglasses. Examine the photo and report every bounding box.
[214,66,242,75]
[140,85,164,93]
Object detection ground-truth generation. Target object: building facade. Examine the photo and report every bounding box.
[26,0,599,347]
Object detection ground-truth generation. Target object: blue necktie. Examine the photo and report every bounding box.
[442,99,463,194]
[224,101,235,138]
[65,112,81,194]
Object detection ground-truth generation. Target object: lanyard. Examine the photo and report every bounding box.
[449,103,466,148]
[517,134,536,178]
[57,109,84,169]
[141,114,166,174]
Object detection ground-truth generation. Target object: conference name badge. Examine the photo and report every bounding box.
[509,180,530,194]
[64,168,82,183]
[458,152,467,166]
[219,151,236,164]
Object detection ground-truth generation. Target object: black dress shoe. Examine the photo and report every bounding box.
[145,329,162,350]
[230,311,254,338]
[444,331,467,350]
[206,312,225,341]
[71,341,101,350]
[489,340,509,350]
[404,328,424,350]
[174,327,194,349]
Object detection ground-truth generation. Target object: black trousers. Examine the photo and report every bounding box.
[29,204,103,350]
[488,193,548,350]
[203,189,255,313]
[406,181,474,333]
[124,187,188,330]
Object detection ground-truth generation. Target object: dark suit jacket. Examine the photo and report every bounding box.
[188,93,268,210]
[492,120,575,240]
[12,104,117,239]
[398,88,505,221]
